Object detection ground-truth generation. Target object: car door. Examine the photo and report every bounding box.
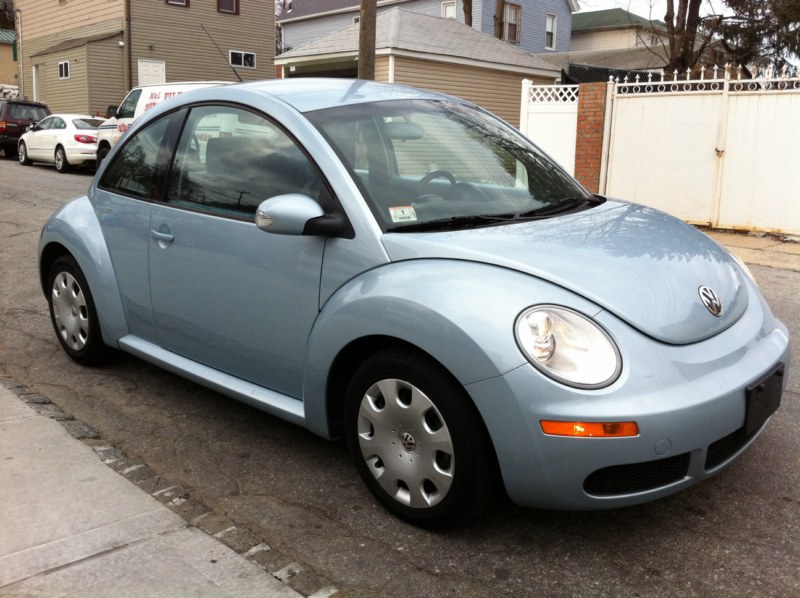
[42,117,66,159]
[25,116,53,159]
[94,111,182,341]
[148,104,328,398]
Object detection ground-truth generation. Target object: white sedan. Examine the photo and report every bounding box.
[18,114,106,173]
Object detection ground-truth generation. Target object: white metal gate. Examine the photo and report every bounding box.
[604,67,800,236]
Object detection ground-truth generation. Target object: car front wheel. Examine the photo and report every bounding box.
[18,142,32,165]
[345,348,497,528]
[47,255,110,365]
[54,146,70,173]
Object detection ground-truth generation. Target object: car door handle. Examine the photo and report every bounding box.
[150,230,174,244]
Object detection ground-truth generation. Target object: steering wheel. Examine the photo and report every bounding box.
[415,170,456,195]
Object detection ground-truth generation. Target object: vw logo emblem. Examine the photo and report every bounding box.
[399,431,417,453]
[698,286,723,317]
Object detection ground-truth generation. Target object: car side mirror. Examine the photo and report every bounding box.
[255,194,347,237]
[106,105,118,119]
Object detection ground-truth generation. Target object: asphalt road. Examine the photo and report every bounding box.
[1,158,798,597]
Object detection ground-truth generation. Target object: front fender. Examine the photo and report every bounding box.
[302,259,603,438]
[38,196,128,346]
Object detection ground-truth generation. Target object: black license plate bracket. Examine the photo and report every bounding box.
[744,363,784,437]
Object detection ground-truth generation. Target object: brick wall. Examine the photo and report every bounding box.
[574,82,608,194]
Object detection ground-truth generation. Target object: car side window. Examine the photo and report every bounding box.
[166,105,323,218]
[117,89,141,119]
[36,117,53,130]
[100,115,173,200]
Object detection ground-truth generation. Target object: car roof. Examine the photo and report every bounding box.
[234,78,458,113]
[44,113,103,121]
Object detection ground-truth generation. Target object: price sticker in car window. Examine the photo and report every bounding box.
[389,206,418,223]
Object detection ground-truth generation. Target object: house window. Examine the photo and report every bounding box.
[545,13,557,50]
[166,0,189,6]
[230,50,256,69]
[58,61,70,79]
[353,15,360,24]
[218,0,239,14]
[504,3,521,44]
[441,1,456,19]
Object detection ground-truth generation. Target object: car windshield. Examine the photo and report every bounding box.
[73,118,106,129]
[306,99,594,232]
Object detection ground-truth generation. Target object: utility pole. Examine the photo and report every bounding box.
[358,0,376,80]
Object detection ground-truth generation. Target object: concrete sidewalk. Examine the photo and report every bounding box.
[0,385,302,598]
[704,229,800,272]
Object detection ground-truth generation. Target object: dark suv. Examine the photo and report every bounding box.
[0,98,51,158]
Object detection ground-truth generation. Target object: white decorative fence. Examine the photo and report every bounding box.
[521,67,800,236]
[519,81,579,176]
[605,66,800,236]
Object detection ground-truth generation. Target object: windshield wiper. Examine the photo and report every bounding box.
[516,196,596,219]
[386,213,517,233]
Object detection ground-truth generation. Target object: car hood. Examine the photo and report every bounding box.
[380,200,748,345]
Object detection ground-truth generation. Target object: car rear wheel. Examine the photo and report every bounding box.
[47,255,110,365]
[18,142,32,166]
[345,348,497,528]
[55,146,70,173]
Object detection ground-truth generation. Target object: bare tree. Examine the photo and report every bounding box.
[463,0,472,27]
[493,0,506,39]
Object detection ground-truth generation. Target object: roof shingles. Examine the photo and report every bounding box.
[277,8,557,75]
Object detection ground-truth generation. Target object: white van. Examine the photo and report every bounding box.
[97,81,228,162]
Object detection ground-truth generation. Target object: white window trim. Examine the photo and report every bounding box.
[58,60,70,80]
[441,1,456,19]
[545,13,557,51]
[229,50,256,69]
[503,3,521,44]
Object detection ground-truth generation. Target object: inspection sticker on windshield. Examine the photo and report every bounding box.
[389,206,418,223]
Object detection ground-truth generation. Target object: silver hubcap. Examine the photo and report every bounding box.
[51,271,89,351]
[55,149,64,169]
[357,378,454,509]
[19,145,25,162]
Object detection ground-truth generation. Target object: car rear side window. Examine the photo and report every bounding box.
[165,105,323,218]
[100,116,173,200]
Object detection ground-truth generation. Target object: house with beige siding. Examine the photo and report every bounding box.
[275,8,560,128]
[14,0,274,114]
[569,8,668,52]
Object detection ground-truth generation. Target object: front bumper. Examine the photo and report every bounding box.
[466,283,790,510]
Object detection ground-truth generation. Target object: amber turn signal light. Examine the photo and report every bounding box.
[540,420,639,438]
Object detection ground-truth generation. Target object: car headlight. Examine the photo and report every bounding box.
[515,306,621,389]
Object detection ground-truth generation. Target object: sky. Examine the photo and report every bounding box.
[576,0,722,20]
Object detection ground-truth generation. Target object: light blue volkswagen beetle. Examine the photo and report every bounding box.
[39,79,789,528]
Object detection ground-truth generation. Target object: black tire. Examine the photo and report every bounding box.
[55,146,70,173]
[96,144,109,167]
[18,141,32,165]
[345,348,497,528]
[2,144,17,158]
[47,255,110,365]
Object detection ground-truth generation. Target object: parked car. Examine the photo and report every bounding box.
[97,81,228,163]
[0,98,51,158]
[39,80,789,528]
[18,114,106,173]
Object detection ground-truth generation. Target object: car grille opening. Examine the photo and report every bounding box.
[704,427,751,470]
[584,453,690,496]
